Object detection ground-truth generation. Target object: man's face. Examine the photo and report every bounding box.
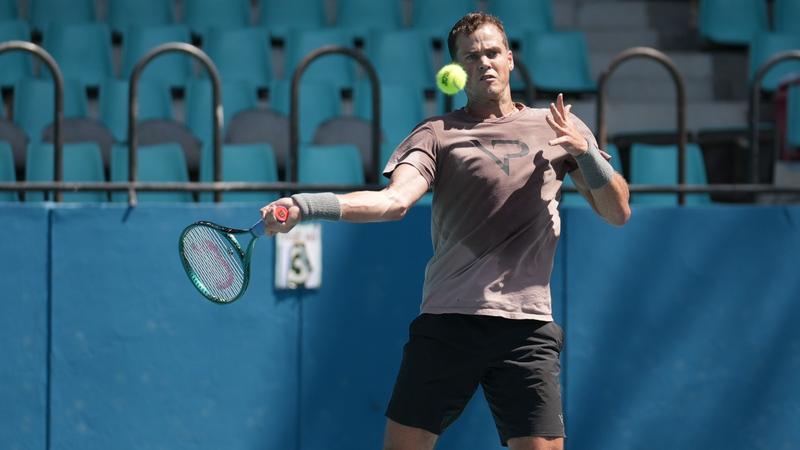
[454,23,514,103]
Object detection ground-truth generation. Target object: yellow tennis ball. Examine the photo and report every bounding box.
[436,63,467,95]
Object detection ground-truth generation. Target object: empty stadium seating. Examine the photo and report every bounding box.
[199,142,280,203]
[122,25,192,87]
[630,143,712,205]
[0,0,793,204]
[201,27,272,87]
[299,144,365,185]
[110,142,193,203]
[0,20,31,87]
[107,0,174,35]
[486,0,553,43]
[699,0,769,46]
[25,142,106,202]
[99,77,173,142]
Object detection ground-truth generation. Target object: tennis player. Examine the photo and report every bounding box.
[262,12,630,450]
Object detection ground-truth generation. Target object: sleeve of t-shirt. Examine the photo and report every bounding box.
[564,113,612,173]
[382,122,438,186]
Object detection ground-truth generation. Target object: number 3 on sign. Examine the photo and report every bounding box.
[274,223,322,289]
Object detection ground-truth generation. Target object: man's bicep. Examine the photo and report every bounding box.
[387,163,431,207]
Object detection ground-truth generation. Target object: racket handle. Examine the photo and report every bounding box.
[274,205,289,223]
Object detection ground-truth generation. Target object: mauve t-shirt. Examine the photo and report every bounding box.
[383,103,600,321]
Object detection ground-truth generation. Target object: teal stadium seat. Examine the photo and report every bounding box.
[260,0,326,40]
[774,0,800,37]
[269,80,340,144]
[43,23,113,87]
[0,141,17,201]
[0,20,31,87]
[185,79,259,150]
[225,109,291,178]
[284,28,355,89]
[0,0,17,21]
[13,77,88,142]
[24,142,107,202]
[560,143,622,207]
[410,0,476,42]
[107,0,174,35]
[523,31,595,93]
[29,0,94,33]
[487,0,553,43]
[336,0,403,37]
[202,27,272,87]
[183,0,250,36]
[354,81,426,180]
[110,143,193,202]
[698,0,768,46]
[748,32,800,92]
[299,144,365,185]
[199,143,279,203]
[122,25,192,88]
[630,142,712,206]
[41,117,116,172]
[313,116,379,181]
[363,30,433,89]
[99,77,174,142]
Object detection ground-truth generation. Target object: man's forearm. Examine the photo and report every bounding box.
[335,189,412,223]
[588,173,631,226]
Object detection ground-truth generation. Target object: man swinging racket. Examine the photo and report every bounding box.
[261,12,630,450]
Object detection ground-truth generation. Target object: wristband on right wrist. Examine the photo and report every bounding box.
[291,192,341,222]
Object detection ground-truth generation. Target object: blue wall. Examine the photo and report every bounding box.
[1,204,799,450]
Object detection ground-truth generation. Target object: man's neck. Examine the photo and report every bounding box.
[464,95,518,120]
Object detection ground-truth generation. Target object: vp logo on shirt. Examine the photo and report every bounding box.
[470,139,530,175]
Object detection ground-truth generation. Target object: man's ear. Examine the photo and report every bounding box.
[508,49,515,71]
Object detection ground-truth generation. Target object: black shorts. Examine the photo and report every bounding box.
[386,313,565,446]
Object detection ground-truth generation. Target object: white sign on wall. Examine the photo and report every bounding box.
[274,223,322,289]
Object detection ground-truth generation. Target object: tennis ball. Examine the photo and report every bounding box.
[436,63,467,95]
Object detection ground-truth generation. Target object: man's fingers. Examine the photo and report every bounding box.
[549,103,565,126]
[548,135,571,146]
[545,114,566,133]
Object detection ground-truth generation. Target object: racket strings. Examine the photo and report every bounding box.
[182,226,246,302]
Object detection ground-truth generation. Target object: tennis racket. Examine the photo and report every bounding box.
[179,205,289,304]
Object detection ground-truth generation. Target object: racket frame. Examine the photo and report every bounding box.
[178,220,264,304]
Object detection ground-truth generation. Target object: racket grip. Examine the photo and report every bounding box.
[274,205,289,223]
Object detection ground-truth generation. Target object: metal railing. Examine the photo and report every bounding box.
[749,50,800,183]
[289,45,381,183]
[128,42,222,206]
[0,41,64,201]
[597,47,689,204]
[2,43,800,204]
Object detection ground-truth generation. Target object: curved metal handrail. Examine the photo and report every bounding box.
[597,47,688,205]
[749,50,800,183]
[0,41,64,201]
[289,45,381,184]
[128,42,223,206]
